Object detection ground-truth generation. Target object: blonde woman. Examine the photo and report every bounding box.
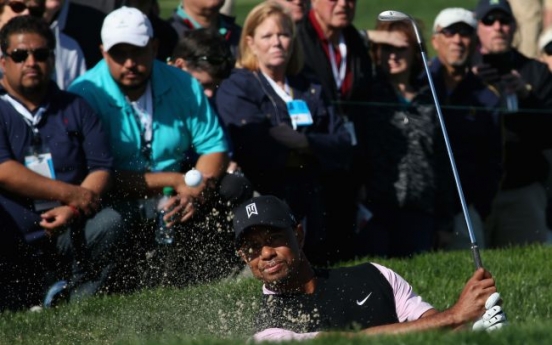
[215,1,352,265]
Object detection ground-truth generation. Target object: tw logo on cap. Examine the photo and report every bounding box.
[246,203,258,218]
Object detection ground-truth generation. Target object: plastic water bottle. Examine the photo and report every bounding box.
[155,186,174,245]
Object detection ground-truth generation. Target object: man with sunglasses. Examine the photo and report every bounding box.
[472,0,552,248]
[0,1,87,90]
[0,15,126,310]
[427,8,502,251]
[69,7,237,289]
[233,195,507,342]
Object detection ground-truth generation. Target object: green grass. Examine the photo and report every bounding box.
[158,0,479,56]
[1,245,551,345]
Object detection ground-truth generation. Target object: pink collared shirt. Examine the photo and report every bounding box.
[253,263,434,342]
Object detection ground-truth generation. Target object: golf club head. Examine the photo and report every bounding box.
[377,10,422,45]
[378,10,411,22]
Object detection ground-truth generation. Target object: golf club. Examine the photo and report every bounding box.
[378,10,484,269]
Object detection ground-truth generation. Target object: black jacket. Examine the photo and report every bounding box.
[363,76,452,218]
[473,49,552,189]
[62,3,106,69]
[215,68,352,197]
[296,18,373,175]
[427,58,503,218]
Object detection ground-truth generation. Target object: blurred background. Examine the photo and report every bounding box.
[158,0,480,55]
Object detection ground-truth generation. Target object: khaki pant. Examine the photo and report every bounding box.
[486,182,550,247]
[510,0,543,58]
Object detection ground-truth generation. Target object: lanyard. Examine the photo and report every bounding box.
[262,73,299,129]
[1,94,48,150]
[127,83,154,168]
[328,34,347,90]
[262,72,293,103]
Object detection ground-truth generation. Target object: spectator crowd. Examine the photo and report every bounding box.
[1,0,551,313]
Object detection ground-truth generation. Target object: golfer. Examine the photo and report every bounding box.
[233,195,507,341]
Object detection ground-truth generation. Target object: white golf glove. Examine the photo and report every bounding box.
[473,292,508,331]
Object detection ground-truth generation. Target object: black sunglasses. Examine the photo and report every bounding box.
[481,13,513,26]
[4,48,52,63]
[7,1,27,13]
[543,42,552,56]
[438,26,475,38]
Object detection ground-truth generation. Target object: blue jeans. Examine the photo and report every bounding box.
[53,207,126,301]
[0,206,125,310]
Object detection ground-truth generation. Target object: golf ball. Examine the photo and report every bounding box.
[184,169,203,187]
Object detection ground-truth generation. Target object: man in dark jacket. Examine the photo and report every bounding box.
[472,0,552,247]
[295,0,373,265]
[43,0,106,68]
[429,7,503,250]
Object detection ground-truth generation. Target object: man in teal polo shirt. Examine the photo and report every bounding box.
[68,6,234,288]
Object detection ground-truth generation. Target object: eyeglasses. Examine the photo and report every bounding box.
[4,48,52,63]
[437,26,475,38]
[7,1,27,13]
[481,13,513,26]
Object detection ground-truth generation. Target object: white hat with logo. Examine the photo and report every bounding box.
[101,6,153,52]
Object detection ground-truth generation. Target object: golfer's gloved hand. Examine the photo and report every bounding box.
[473,292,508,331]
[269,124,309,149]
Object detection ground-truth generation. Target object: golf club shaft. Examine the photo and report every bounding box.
[378,10,484,269]
[415,26,484,269]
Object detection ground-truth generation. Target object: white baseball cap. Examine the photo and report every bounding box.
[433,8,477,33]
[101,6,153,52]
[538,27,552,51]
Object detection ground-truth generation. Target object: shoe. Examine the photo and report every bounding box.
[43,280,68,308]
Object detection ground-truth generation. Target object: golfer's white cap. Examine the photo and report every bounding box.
[101,6,153,52]
[538,27,552,51]
[433,8,477,33]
